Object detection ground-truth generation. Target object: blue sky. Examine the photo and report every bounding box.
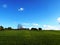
[0,0,60,29]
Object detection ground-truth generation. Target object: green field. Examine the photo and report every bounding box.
[0,30,60,45]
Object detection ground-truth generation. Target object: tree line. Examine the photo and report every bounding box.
[0,25,42,31]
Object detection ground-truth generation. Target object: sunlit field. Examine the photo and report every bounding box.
[0,30,60,45]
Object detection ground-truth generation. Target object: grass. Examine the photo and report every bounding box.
[0,30,60,45]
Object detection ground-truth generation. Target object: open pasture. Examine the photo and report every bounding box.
[0,30,60,45]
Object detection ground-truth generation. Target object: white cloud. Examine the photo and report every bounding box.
[32,23,39,26]
[2,4,7,8]
[21,22,60,30]
[57,17,60,23]
[18,8,24,11]
[29,23,40,29]
[32,23,40,28]
[22,23,30,25]
[22,26,26,28]
[22,23,39,26]
[21,23,40,29]
[43,25,60,30]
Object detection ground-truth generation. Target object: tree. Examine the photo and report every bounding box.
[17,24,23,30]
[38,28,42,30]
[7,27,12,30]
[0,26,4,31]
[4,28,8,30]
[31,28,38,30]
[23,28,29,30]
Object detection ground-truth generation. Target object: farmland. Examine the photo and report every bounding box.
[0,30,60,45]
